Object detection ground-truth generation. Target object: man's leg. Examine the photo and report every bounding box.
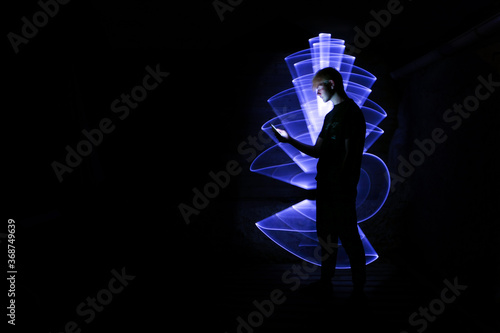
[316,187,339,282]
[338,200,366,292]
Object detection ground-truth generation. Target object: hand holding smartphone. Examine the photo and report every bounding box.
[271,124,281,135]
[271,124,289,142]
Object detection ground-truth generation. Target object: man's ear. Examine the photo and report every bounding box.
[328,79,335,89]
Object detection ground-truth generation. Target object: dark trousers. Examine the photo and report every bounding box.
[316,182,366,288]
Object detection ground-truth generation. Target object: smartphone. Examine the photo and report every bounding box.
[271,124,280,134]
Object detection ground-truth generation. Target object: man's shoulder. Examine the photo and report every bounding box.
[346,98,361,111]
[323,109,335,122]
[345,99,365,121]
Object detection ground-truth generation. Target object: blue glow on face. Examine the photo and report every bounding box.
[251,33,390,268]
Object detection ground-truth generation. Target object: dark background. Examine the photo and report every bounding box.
[4,0,500,332]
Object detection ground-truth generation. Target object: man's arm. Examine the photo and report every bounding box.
[340,138,351,173]
[288,136,323,158]
[274,128,322,158]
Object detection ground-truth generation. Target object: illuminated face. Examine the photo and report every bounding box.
[314,79,334,103]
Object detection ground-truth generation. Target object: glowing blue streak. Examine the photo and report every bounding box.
[255,199,379,268]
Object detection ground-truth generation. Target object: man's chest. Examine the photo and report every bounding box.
[323,117,346,141]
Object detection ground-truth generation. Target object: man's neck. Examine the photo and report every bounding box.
[330,93,346,105]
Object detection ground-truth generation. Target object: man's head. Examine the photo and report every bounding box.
[312,67,348,103]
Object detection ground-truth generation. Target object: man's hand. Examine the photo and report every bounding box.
[273,127,290,143]
[271,125,321,158]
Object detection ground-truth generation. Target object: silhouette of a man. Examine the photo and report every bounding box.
[274,67,366,296]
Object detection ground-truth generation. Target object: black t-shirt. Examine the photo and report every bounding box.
[316,98,366,188]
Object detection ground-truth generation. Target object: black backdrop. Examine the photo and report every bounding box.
[5,0,500,332]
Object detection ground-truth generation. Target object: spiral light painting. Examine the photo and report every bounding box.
[250,33,390,268]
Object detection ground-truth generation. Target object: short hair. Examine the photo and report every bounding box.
[312,67,347,98]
